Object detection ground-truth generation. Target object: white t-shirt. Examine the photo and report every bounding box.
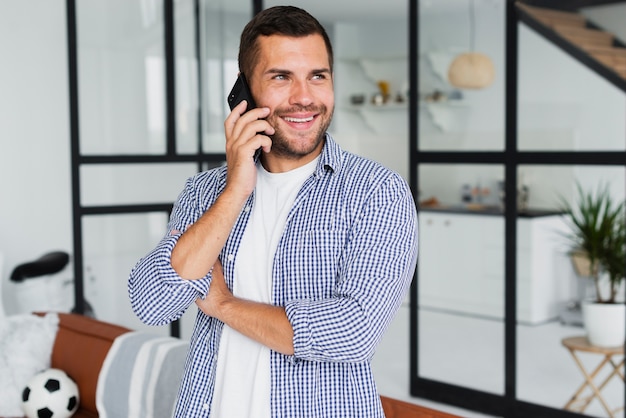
[210,157,319,417]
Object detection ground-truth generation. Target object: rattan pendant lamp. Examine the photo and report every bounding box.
[448,0,495,89]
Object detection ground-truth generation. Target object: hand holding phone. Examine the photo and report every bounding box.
[226,73,272,161]
[227,74,256,113]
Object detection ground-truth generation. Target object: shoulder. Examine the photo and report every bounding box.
[185,164,228,192]
[321,137,413,212]
[335,146,410,198]
[176,165,228,208]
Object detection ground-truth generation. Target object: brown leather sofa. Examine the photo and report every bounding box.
[39,313,457,418]
[36,312,130,418]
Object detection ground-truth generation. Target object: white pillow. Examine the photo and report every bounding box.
[0,313,59,417]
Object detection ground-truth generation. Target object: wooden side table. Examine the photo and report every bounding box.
[562,336,625,417]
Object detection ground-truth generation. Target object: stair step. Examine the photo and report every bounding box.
[596,55,626,77]
[581,45,626,58]
[517,3,587,28]
[592,52,626,66]
[516,2,626,83]
[554,25,614,47]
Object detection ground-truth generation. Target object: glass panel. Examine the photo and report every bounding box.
[518,23,626,152]
[263,0,410,180]
[80,163,198,206]
[418,0,505,151]
[77,1,166,155]
[200,0,251,153]
[419,163,504,210]
[175,0,200,154]
[516,165,626,415]
[82,213,197,338]
[417,164,505,394]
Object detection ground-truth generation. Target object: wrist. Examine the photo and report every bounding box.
[215,293,237,323]
[220,184,252,208]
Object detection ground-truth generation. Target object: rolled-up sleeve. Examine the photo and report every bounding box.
[128,232,212,326]
[128,171,223,326]
[285,172,418,363]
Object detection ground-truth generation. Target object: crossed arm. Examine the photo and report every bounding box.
[168,102,294,354]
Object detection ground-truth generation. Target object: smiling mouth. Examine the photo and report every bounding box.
[283,116,315,123]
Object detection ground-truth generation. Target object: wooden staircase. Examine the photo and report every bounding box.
[517,2,626,85]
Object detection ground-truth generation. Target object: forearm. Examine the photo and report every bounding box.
[172,188,248,280]
[219,297,294,355]
[196,261,294,355]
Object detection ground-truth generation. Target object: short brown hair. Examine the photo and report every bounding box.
[238,6,334,80]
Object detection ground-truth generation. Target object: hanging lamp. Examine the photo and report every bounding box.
[448,0,495,89]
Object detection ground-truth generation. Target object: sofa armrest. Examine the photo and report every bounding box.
[36,313,130,418]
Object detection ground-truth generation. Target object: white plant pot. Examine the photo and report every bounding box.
[582,301,625,347]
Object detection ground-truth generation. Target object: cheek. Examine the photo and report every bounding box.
[316,86,335,107]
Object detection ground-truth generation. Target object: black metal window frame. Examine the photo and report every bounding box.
[409,1,626,417]
[65,0,262,336]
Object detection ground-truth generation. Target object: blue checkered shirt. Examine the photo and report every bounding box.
[129,135,418,417]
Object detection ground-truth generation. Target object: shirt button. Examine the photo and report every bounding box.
[244,205,251,212]
[227,254,234,262]
[203,403,209,411]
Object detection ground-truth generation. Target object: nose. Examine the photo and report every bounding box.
[289,79,313,107]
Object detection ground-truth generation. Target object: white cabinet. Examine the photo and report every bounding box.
[516,216,575,324]
[418,211,575,324]
[418,212,505,319]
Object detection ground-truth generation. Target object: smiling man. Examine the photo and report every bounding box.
[129,6,418,418]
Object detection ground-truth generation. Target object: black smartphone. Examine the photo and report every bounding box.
[227,74,256,112]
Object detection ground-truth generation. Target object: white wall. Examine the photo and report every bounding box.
[582,3,626,44]
[0,0,72,314]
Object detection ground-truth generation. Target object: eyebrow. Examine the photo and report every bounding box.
[265,68,332,76]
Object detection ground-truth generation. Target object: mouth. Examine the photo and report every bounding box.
[280,113,318,131]
[282,115,316,123]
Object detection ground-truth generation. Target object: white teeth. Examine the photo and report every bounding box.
[283,116,314,123]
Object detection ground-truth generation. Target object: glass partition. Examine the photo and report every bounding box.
[80,163,198,206]
[200,0,251,153]
[516,165,626,415]
[77,0,166,155]
[418,0,505,152]
[417,163,505,394]
[262,0,410,180]
[518,23,626,152]
[82,213,198,338]
[175,0,201,154]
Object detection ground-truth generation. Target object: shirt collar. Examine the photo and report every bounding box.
[315,133,341,177]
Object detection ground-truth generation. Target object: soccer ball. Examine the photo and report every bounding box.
[21,368,80,418]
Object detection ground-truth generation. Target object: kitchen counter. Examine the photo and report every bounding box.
[418,204,563,218]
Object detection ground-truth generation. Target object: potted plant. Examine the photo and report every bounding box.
[560,182,626,347]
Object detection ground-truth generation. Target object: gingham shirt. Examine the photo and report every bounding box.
[128,134,418,418]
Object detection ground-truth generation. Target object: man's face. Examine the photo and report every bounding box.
[250,34,334,160]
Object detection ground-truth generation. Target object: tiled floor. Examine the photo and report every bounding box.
[372,304,625,418]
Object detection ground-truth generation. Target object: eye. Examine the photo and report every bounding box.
[272,74,288,81]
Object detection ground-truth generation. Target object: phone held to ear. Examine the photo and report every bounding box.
[227,74,265,157]
[227,74,256,112]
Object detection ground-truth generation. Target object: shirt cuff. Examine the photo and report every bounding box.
[285,299,313,363]
[157,232,211,296]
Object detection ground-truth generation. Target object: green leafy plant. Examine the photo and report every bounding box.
[560,183,626,303]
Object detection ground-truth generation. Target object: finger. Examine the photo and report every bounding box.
[225,105,270,139]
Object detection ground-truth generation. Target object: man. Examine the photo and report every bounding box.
[129,6,418,417]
